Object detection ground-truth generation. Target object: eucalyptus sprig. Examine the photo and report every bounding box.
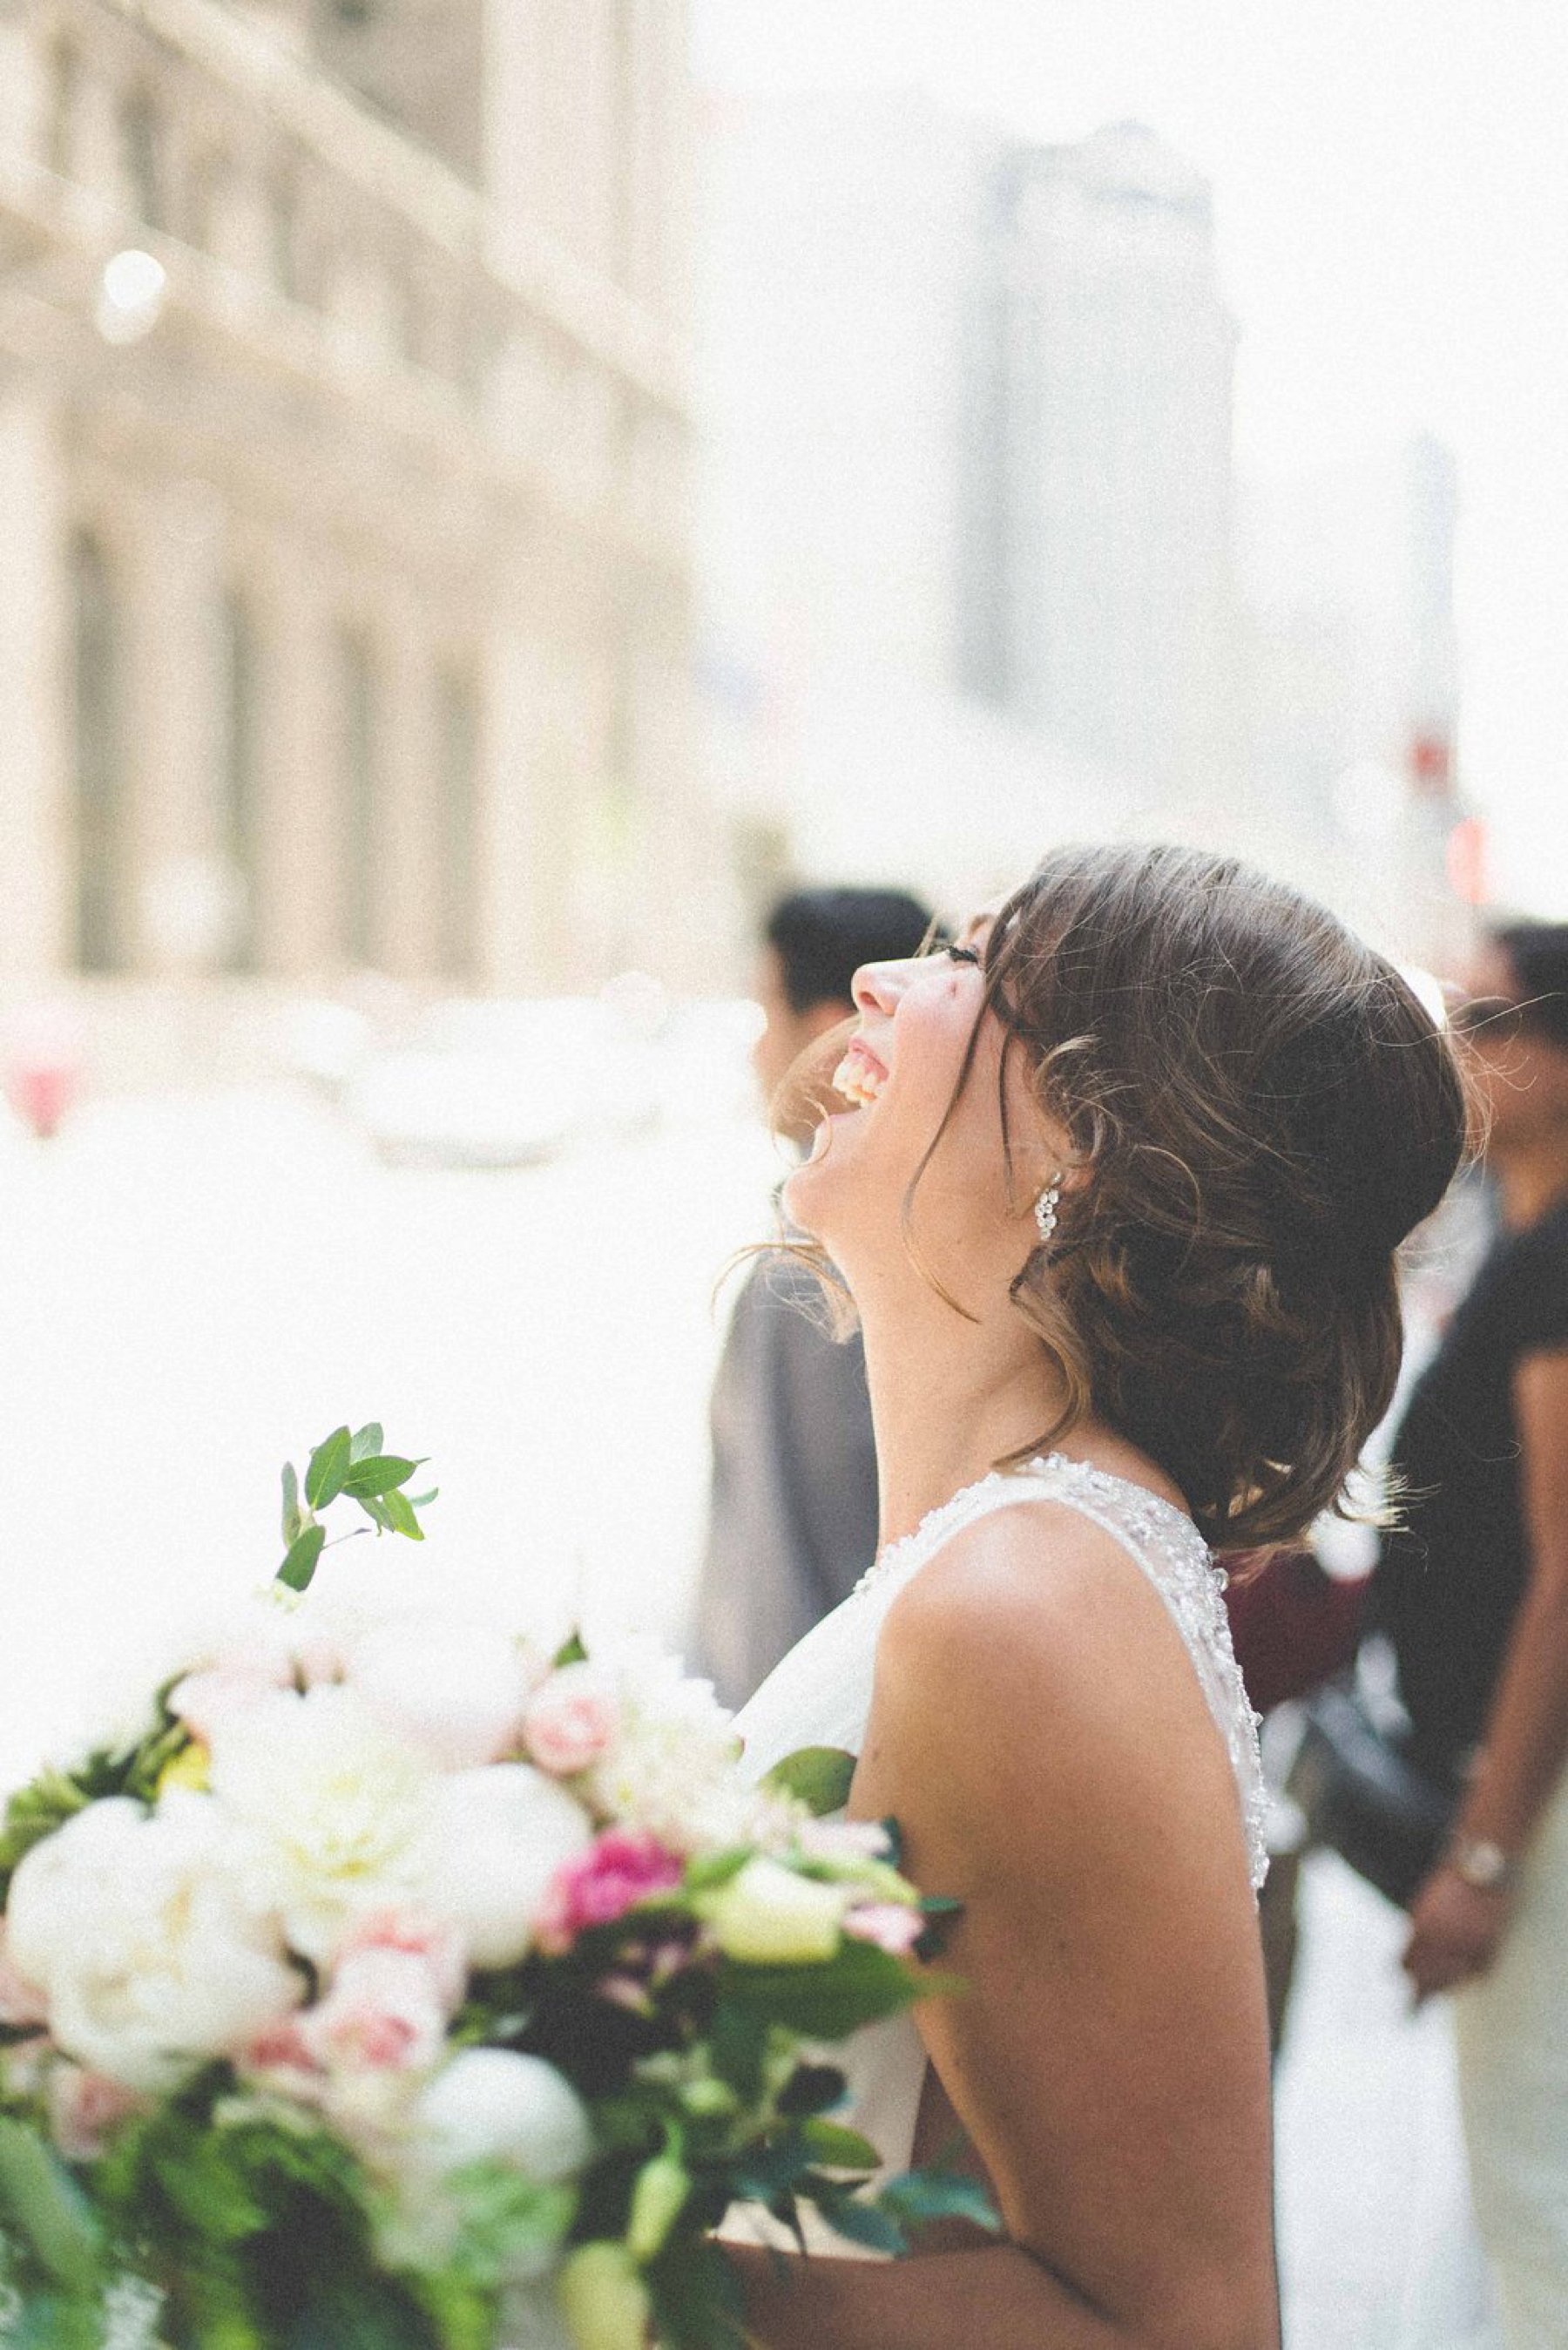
[277,1423,436,1593]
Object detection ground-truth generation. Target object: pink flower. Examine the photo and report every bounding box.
[303,1948,449,2075]
[241,2015,328,2103]
[843,1903,925,1957]
[0,1921,50,2028]
[1,2035,51,2099]
[47,2064,147,2162]
[524,1664,620,1778]
[534,1832,685,1955]
[334,1912,467,2010]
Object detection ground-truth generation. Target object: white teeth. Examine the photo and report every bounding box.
[832,1053,885,1108]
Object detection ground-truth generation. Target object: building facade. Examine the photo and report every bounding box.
[0,0,700,997]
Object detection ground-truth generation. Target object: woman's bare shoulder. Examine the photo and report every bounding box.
[865,1493,1237,1865]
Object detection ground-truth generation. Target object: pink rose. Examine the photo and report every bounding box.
[524,1664,620,1778]
[241,2015,328,2103]
[48,2063,147,2162]
[535,1832,685,1955]
[333,1912,467,2010]
[1,2035,51,2099]
[303,1949,449,2075]
[843,1903,925,1957]
[0,1921,50,2028]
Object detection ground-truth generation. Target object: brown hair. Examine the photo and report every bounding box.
[914,844,1472,1548]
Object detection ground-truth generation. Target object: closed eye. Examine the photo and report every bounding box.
[945,943,983,967]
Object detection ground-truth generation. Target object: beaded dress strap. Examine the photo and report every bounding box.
[853,1456,1268,1891]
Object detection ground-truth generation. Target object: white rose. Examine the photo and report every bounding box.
[424,1765,592,1970]
[5,1793,301,2093]
[582,1645,742,1853]
[705,1857,850,1965]
[413,2049,591,2182]
[348,1619,533,1771]
[206,1685,438,1964]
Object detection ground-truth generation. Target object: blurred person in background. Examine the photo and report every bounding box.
[689,885,934,1708]
[1376,921,1568,2345]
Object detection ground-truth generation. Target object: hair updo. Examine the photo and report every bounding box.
[976,843,1472,1548]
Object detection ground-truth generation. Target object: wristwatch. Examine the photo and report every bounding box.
[1446,1834,1520,1893]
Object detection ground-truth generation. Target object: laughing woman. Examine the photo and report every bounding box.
[721,844,1470,2350]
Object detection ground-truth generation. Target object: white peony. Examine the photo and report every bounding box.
[206,1684,439,1964]
[4,1792,301,2094]
[413,2049,592,2182]
[582,1645,745,1853]
[423,1764,593,1970]
[347,1617,532,1771]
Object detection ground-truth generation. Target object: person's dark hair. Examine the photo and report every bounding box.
[1488,921,1568,1053]
[918,843,1473,1549]
[766,887,935,1015]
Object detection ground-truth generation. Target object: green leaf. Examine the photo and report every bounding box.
[280,1461,302,1545]
[0,2118,102,2291]
[552,1631,588,1669]
[305,1426,354,1511]
[760,1746,857,1817]
[648,2238,748,2350]
[681,1849,750,1895]
[877,2166,1002,2234]
[802,2185,907,2257]
[378,1489,423,1541]
[340,1455,424,1500]
[722,1939,935,2040]
[799,2120,880,2172]
[278,1522,327,1593]
[775,2063,848,2118]
[407,1489,439,1510]
[348,1423,383,1463]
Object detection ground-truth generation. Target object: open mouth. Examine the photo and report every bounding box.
[831,1041,888,1109]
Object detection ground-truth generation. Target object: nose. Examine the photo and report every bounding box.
[851,958,910,1019]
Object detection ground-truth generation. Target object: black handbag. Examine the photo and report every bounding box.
[1287,1673,1457,1910]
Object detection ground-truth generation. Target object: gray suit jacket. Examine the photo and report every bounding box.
[689,1252,879,1710]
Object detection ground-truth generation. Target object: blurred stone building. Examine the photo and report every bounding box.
[0,0,700,996]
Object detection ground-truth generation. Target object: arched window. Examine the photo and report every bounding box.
[339,627,377,965]
[220,590,260,972]
[436,669,481,980]
[119,90,164,230]
[71,532,125,972]
[47,41,78,179]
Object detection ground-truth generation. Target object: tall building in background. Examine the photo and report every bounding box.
[696,96,1241,905]
[976,123,1240,830]
[0,0,700,998]
[1240,431,1470,964]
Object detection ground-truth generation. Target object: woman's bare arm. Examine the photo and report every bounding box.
[729,1500,1280,2350]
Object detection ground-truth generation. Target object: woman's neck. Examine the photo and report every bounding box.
[857,1290,1179,1552]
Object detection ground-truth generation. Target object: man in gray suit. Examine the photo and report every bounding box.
[691,887,935,1709]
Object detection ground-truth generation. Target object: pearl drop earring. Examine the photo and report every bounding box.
[1033,1171,1064,1246]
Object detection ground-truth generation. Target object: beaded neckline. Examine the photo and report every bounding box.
[853,1453,1211,1602]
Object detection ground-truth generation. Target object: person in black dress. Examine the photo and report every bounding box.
[1376,919,1568,2346]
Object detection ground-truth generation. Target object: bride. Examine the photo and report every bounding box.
[720,844,1470,2349]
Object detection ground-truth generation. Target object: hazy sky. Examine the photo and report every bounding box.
[694,1,1568,911]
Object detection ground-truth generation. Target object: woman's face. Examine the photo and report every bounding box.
[782,917,1049,1297]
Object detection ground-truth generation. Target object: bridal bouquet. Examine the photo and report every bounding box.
[0,1428,988,2350]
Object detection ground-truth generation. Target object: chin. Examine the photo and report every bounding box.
[781,1120,844,1239]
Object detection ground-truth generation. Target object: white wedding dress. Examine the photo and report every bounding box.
[724,1452,1268,2253]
